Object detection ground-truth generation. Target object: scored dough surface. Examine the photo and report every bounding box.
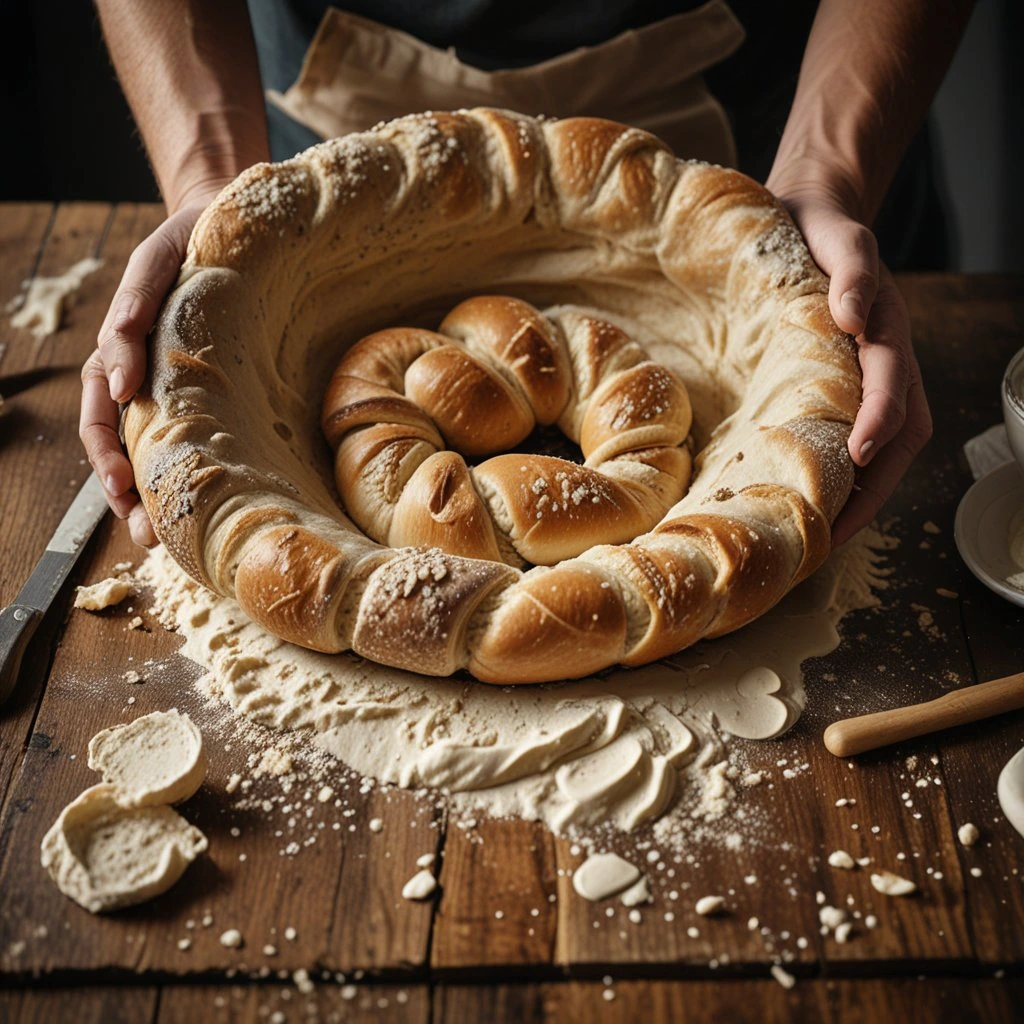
[322,296,694,568]
[124,108,861,684]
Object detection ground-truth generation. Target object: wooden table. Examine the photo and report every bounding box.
[1,203,1022,1023]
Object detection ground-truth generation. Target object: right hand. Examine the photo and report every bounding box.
[80,193,222,546]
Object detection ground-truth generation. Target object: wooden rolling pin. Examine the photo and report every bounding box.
[824,671,1024,757]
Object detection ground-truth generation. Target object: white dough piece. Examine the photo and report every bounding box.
[402,869,438,901]
[957,823,980,847]
[88,709,206,808]
[998,746,1024,840]
[695,895,726,916]
[827,850,856,870]
[40,783,207,913]
[619,876,650,908]
[571,852,640,901]
[770,964,796,989]
[870,870,917,897]
[74,577,131,611]
[819,905,847,930]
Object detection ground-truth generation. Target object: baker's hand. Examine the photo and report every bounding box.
[774,189,933,547]
[80,195,218,547]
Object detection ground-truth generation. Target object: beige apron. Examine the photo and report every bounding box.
[267,1,745,166]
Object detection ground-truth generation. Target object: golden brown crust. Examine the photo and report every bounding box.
[126,108,861,684]
[467,562,629,684]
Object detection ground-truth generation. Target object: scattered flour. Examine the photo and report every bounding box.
[137,529,888,839]
[8,257,103,339]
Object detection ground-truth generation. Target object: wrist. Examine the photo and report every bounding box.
[157,110,269,215]
[766,153,871,226]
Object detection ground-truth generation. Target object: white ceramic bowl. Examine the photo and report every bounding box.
[1003,346,1024,469]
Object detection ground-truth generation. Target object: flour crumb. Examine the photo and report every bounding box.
[870,871,917,896]
[771,964,796,989]
[402,869,438,901]
[957,823,979,847]
[827,850,856,870]
[695,895,726,916]
[75,578,131,611]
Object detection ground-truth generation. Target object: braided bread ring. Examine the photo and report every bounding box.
[323,296,693,567]
[124,108,860,684]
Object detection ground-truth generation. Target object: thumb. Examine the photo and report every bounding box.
[785,200,880,337]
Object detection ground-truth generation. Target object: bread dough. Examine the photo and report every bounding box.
[74,577,131,611]
[998,746,1024,839]
[87,709,206,807]
[695,895,726,916]
[571,852,640,901]
[40,784,207,913]
[9,257,102,339]
[957,822,980,847]
[869,870,917,896]
[401,869,438,900]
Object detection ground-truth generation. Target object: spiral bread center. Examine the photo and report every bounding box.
[322,296,694,567]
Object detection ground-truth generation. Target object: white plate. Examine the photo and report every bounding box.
[954,460,1024,607]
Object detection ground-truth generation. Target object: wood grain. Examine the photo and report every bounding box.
[900,273,1024,966]
[0,512,442,977]
[0,986,157,1024]
[157,983,430,1023]
[432,819,558,972]
[0,205,1022,1010]
[433,978,1023,1023]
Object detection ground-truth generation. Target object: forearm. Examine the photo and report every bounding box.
[767,0,974,223]
[96,0,269,213]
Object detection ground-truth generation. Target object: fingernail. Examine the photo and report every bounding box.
[840,291,865,327]
[109,367,126,401]
[859,439,875,461]
[104,472,119,496]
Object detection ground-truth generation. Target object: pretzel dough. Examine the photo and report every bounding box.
[125,109,859,683]
[323,297,693,566]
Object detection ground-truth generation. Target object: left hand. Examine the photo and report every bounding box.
[772,187,933,547]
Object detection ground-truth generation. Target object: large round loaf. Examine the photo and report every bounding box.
[124,108,861,684]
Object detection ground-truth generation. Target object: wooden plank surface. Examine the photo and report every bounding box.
[899,275,1024,967]
[2,979,1021,1024]
[0,203,1021,1009]
[0,515,441,977]
[433,978,1023,1023]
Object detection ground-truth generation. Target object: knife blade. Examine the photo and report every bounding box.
[0,472,110,704]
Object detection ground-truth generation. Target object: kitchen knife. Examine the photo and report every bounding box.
[0,472,110,705]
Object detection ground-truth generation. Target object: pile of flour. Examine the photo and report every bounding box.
[139,531,889,836]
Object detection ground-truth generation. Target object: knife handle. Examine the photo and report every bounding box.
[0,604,42,706]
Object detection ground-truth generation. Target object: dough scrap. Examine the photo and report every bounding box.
[87,709,206,807]
[74,577,131,611]
[401,869,438,900]
[869,870,917,897]
[571,852,640,901]
[40,784,207,914]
